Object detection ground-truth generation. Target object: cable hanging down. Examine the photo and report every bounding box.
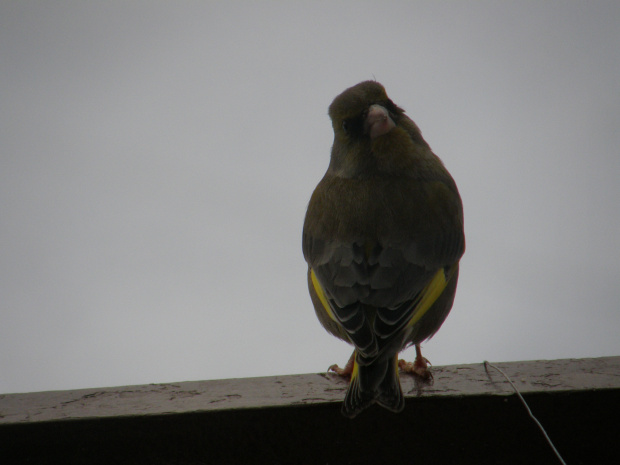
[483,361,567,465]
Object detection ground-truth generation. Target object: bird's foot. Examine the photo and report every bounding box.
[399,344,433,380]
[328,352,355,378]
[398,358,433,380]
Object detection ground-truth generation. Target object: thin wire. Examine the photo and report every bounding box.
[483,361,567,465]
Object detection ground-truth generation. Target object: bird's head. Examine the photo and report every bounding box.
[327,81,427,178]
[328,81,402,143]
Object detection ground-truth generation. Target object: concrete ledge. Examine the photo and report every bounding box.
[1,356,619,464]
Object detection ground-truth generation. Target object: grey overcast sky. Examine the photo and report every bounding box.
[1,2,619,395]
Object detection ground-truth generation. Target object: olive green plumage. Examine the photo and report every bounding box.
[302,81,465,418]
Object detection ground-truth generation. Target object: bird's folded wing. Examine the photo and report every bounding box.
[308,238,459,360]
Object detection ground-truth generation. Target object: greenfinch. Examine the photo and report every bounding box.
[302,81,465,418]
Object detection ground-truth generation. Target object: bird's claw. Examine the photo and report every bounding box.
[398,358,433,380]
[328,352,356,378]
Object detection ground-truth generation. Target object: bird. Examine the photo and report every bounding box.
[302,80,465,418]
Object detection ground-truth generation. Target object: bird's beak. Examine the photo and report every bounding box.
[364,104,396,139]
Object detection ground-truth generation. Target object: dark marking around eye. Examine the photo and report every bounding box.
[341,114,365,137]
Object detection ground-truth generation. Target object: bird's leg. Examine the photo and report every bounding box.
[399,344,433,380]
[328,351,355,378]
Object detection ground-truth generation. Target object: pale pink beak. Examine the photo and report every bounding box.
[365,104,396,139]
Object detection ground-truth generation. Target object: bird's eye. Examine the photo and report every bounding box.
[342,120,349,133]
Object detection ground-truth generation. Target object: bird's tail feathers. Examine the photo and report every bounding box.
[377,356,405,413]
[342,355,404,418]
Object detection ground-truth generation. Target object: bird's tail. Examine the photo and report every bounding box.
[342,354,404,418]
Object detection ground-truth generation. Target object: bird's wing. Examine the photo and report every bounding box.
[372,262,459,344]
[305,236,458,360]
[308,266,379,357]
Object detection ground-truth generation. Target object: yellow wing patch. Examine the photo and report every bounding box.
[312,264,457,332]
[310,268,338,322]
[407,265,456,328]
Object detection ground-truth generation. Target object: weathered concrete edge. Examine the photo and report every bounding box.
[1,356,618,425]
